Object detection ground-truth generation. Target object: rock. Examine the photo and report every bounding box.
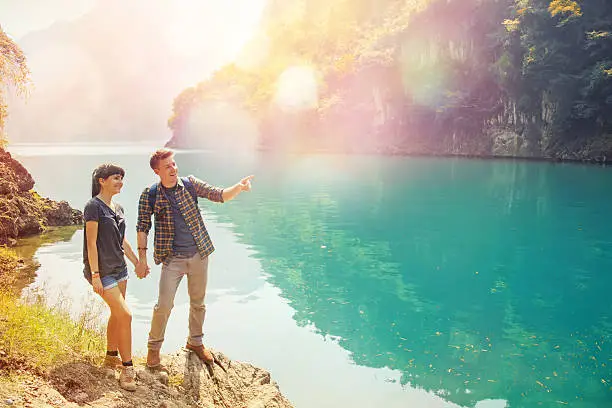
[42,199,83,226]
[0,150,34,192]
[136,367,154,384]
[161,349,293,408]
[104,368,116,379]
[157,371,169,386]
[5,349,293,408]
[72,392,89,404]
[0,148,83,246]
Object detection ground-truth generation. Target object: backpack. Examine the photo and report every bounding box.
[148,176,197,212]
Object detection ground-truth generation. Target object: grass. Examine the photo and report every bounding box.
[0,246,20,293]
[0,246,106,374]
[168,373,184,388]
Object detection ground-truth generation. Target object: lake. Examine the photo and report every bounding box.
[10,143,612,408]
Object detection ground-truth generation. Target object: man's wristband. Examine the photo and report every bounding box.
[92,271,100,277]
[137,247,148,251]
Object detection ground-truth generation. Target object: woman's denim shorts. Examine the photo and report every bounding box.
[84,267,128,290]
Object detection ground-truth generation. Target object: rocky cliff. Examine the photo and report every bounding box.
[166,0,612,163]
[0,148,82,246]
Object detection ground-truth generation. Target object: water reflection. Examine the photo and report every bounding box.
[191,154,612,408]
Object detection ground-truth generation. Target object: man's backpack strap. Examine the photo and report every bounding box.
[148,182,159,211]
[147,177,197,212]
[181,176,198,204]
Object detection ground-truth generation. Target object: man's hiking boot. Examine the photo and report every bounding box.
[185,343,214,365]
[119,366,137,391]
[146,348,161,369]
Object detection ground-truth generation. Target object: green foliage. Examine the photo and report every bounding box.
[1,233,104,375]
[170,0,612,159]
[0,25,30,144]
[0,246,19,292]
[0,289,105,373]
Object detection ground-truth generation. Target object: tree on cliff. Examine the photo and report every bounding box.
[167,0,612,160]
[0,25,30,144]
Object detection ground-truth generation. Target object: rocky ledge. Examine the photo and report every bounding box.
[7,349,294,408]
[0,148,82,246]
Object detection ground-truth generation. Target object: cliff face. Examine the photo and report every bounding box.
[0,148,82,246]
[166,0,612,163]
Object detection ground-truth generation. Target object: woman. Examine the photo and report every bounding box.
[83,164,140,391]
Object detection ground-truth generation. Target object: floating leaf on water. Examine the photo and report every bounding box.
[536,380,546,388]
[554,345,560,349]
[553,371,558,377]
[435,332,442,336]
[556,401,568,405]
[601,379,607,384]
[487,379,496,383]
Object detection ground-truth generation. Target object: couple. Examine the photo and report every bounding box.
[83,148,253,391]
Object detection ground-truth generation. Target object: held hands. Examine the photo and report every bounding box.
[239,175,254,192]
[135,261,150,279]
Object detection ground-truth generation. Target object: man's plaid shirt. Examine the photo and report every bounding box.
[137,175,224,265]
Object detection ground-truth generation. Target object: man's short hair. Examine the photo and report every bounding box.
[149,148,174,170]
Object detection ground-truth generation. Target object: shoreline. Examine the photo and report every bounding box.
[164,141,612,166]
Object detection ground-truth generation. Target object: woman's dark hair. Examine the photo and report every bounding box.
[91,164,125,197]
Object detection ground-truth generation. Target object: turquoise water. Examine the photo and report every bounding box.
[12,144,612,408]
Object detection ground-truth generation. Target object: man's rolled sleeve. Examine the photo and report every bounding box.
[190,175,224,203]
[136,188,153,233]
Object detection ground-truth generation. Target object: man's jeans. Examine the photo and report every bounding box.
[147,253,208,350]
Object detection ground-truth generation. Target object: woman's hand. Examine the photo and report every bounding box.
[135,261,150,279]
[92,275,104,295]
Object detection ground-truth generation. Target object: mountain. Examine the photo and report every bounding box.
[166,0,612,163]
[5,0,263,143]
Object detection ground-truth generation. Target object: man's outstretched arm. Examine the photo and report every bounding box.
[222,175,254,202]
[191,175,254,203]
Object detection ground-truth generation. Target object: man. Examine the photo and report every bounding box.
[135,148,253,368]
